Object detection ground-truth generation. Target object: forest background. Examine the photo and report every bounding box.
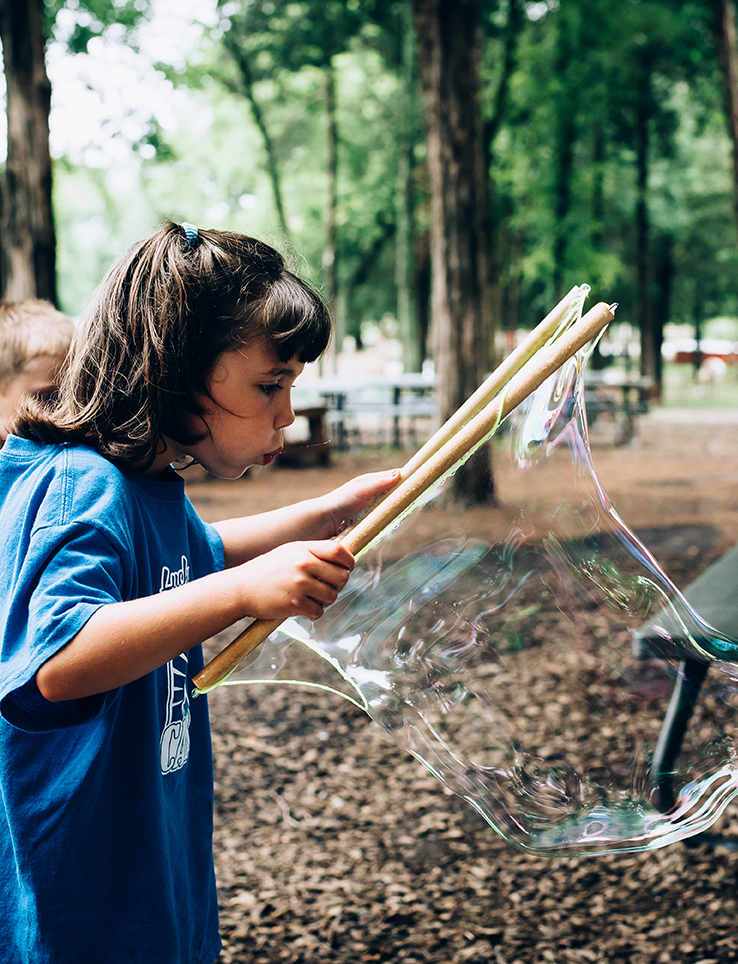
[2,0,738,501]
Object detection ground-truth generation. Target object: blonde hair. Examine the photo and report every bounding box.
[0,300,74,386]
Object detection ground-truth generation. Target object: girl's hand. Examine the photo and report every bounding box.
[235,540,355,621]
[316,469,401,538]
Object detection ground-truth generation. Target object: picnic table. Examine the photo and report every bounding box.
[298,368,652,452]
[305,373,437,449]
[633,545,738,813]
[584,372,653,444]
[280,404,331,467]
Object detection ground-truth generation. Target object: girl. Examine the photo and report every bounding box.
[0,223,398,964]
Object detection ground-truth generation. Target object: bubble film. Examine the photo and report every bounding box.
[219,349,738,856]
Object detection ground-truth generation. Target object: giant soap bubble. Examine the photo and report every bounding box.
[212,344,738,856]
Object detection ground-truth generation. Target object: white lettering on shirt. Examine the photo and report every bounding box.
[158,555,192,775]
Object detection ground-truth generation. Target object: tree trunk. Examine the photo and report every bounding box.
[587,121,608,370]
[323,60,340,369]
[652,231,673,395]
[552,6,578,296]
[396,2,422,372]
[415,229,431,362]
[714,0,738,243]
[413,0,494,504]
[635,55,657,391]
[591,122,605,250]
[693,284,704,378]
[0,0,56,303]
[483,0,523,354]
[224,37,292,244]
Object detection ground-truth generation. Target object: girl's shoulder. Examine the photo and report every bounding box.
[1,436,136,536]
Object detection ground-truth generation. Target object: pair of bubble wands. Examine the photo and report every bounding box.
[192,288,617,697]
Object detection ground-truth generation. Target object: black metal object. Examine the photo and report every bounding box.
[633,544,738,826]
[649,656,710,812]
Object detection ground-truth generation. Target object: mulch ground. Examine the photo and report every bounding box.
[188,416,738,963]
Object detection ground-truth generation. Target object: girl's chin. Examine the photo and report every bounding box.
[223,463,254,479]
[197,458,254,480]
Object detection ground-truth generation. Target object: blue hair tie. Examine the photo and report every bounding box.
[181,222,199,248]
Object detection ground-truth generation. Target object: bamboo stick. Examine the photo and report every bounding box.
[193,301,615,695]
[401,285,585,479]
[328,286,585,551]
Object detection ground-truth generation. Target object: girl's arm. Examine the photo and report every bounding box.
[214,497,329,567]
[214,469,399,567]
[36,539,354,702]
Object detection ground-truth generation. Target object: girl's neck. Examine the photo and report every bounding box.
[144,439,182,477]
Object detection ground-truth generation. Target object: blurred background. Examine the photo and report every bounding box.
[3,1,738,450]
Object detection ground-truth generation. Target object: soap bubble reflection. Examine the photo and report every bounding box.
[226,350,738,855]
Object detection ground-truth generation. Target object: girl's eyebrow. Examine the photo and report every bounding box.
[263,366,299,377]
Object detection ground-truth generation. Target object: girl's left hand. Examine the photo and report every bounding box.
[316,469,401,538]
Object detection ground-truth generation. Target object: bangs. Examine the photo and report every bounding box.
[257,271,332,363]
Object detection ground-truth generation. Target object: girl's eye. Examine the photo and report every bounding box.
[258,383,281,397]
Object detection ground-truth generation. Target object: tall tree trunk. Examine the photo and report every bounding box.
[0,0,56,303]
[415,229,431,362]
[652,231,673,394]
[224,37,292,244]
[587,121,608,370]
[635,56,656,391]
[483,0,523,355]
[693,284,704,378]
[552,6,578,296]
[591,122,605,249]
[413,0,494,505]
[714,0,738,242]
[396,2,422,372]
[323,59,340,369]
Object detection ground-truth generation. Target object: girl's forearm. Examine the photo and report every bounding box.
[214,496,331,567]
[36,567,246,702]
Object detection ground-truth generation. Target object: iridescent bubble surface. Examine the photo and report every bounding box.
[220,348,738,856]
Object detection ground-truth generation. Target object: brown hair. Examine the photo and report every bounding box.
[13,222,331,469]
[0,300,74,386]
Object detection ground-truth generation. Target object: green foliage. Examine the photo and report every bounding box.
[43,0,738,347]
[45,0,148,49]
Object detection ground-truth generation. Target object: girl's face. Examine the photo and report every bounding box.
[178,337,304,479]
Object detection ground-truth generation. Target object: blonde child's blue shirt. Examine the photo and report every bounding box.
[0,435,224,964]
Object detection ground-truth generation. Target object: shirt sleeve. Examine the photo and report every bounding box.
[0,521,128,732]
[185,497,225,576]
[200,520,225,574]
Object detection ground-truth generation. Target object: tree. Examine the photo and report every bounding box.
[550,3,581,297]
[218,30,293,244]
[482,0,524,340]
[605,1,705,393]
[215,1,364,360]
[1,0,149,304]
[714,0,738,242]
[0,0,56,302]
[412,0,494,504]
[363,0,425,369]
[393,3,422,371]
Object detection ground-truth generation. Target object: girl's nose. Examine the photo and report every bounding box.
[275,398,295,431]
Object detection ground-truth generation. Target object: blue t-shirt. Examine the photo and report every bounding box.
[0,436,225,964]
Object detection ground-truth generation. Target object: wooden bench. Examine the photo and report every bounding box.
[632,544,738,812]
[584,373,653,446]
[311,375,437,450]
[279,405,331,467]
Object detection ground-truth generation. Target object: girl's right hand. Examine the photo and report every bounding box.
[235,540,355,621]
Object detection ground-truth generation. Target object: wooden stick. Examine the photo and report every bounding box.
[328,285,586,554]
[193,301,614,695]
[401,285,585,479]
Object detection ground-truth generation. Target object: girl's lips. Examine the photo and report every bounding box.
[261,448,283,465]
